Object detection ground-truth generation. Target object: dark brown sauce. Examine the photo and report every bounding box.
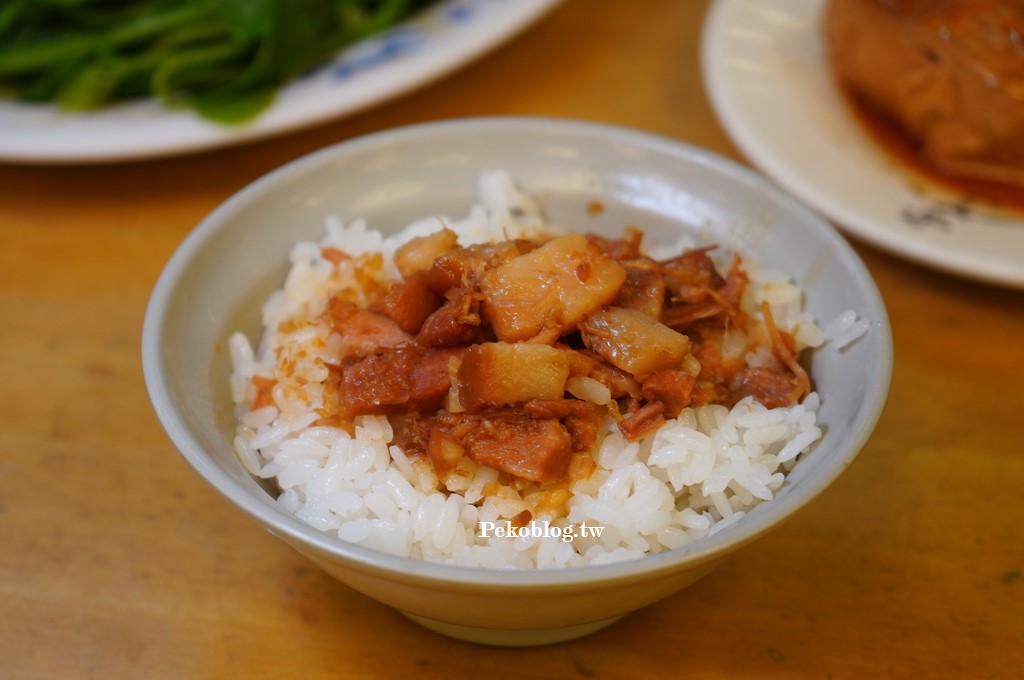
[840,86,1024,216]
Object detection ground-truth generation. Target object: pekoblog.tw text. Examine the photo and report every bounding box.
[477,520,605,543]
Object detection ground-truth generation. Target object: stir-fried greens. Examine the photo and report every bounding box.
[0,0,436,122]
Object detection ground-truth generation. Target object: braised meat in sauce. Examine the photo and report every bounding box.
[826,0,1024,189]
[307,228,810,485]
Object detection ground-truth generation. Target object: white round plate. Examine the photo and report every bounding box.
[702,0,1024,289]
[0,0,558,164]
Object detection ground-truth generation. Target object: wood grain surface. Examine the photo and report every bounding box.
[1,1,1021,678]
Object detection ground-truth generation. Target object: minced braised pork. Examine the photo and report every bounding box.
[314,229,810,484]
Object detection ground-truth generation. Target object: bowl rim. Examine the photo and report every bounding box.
[142,115,892,589]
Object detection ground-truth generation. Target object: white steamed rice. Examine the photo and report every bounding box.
[228,170,867,569]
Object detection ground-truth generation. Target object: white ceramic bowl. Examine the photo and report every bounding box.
[142,117,892,646]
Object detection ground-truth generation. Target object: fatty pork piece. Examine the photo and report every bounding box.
[456,342,570,409]
[393,227,459,278]
[480,233,627,343]
[425,239,536,294]
[380,272,443,333]
[579,306,691,378]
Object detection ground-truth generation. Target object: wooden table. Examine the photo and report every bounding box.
[3,1,1021,677]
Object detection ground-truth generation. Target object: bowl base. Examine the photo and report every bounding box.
[400,611,627,646]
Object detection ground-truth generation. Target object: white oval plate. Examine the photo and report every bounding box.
[0,0,558,164]
[702,0,1024,289]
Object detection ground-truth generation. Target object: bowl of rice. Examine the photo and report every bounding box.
[143,117,892,646]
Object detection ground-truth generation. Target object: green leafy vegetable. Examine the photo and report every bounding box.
[0,0,436,123]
